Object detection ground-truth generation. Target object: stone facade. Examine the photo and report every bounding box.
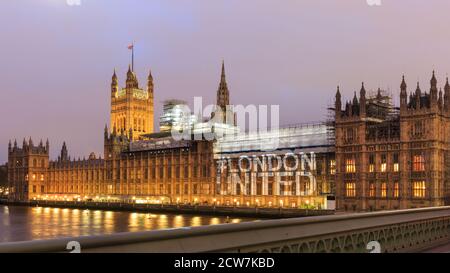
[6,63,334,208]
[335,72,450,211]
[110,67,154,140]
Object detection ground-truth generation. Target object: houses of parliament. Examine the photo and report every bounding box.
[6,63,450,211]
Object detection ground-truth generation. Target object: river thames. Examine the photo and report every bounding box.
[0,205,254,243]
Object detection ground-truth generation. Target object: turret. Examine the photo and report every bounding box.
[126,65,138,89]
[400,75,407,109]
[217,61,230,108]
[359,82,366,116]
[335,86,342,119]
[22,138,28,150]
[45,139,49,153]
[430,71,438,106]
[430,70,438,103]
[444,77,450,111]
[111,69,118,97]
[8,140,11,153]
[60,142,68,162]
[352,92,359,116]
[104,124,109,140]
[415,82,421,109]
[147,69,154,94]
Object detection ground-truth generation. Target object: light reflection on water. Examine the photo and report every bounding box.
[0,205,253,243]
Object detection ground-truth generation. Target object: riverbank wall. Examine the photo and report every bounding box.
[0,199,334,219]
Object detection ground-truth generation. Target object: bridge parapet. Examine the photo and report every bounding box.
[0,207,449,253]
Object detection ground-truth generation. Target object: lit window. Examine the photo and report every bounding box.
[381,182,387,198]
[413,154,425,172]
[393,153,399,172]
[380,154,387,172]
[345,158,356,173]
[345,182,356,197]
[394,182,399,198]
[369,183,375,197]
[40,174,44,181]
[413,181,426,198]
[369,154,375,173]
[32,174,36,181]
[330,160,336,175]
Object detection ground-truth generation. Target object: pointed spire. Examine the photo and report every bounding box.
[416,82,421,95]
[221,60,226,80]
[219,60,228,89]
[14,139,17,148]
[430,70,438,103]
[360,82,366,95]
[335,86,342,116]
[126,65,138,88]
[415,82,421,109]
[352,91,358,104]
[8,140,11,152]
[104,124,109,139]
[111,68,118,97]
[126,65,133,81]
[431,70,437,87]
[112,68,117,80]
[401,75,407,91]
[147,69,154,93]
[216,60,230,112]
[61,142,68,161]
[444,77,450,111]
[376,88,382,100]
[28,137,33,147]
[148,69,153,81]
[400,76,408,109]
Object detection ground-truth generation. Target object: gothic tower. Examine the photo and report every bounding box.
[217,61,230,108]
[212,61,234,125]
[7,137,49,201]
[110,66,154,140]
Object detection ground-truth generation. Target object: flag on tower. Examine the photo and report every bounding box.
[127,43,134,50]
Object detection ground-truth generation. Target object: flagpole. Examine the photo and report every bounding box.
[131,42,134,72]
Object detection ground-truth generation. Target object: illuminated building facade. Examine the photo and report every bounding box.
[110,67,154,140]
[6,63,334,209]
[159,99,198,133]
[335,72,450,211]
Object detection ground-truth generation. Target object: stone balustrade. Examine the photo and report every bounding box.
[0,206,449,253]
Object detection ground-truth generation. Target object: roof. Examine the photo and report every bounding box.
[214,123,334,155]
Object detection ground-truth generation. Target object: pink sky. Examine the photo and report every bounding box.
[1,0,450,162]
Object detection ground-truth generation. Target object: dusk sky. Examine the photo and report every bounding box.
[1,0,450,162]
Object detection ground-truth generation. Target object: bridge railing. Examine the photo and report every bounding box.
[0,206,449,253]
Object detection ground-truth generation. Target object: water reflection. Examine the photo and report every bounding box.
[0,205,254,243]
